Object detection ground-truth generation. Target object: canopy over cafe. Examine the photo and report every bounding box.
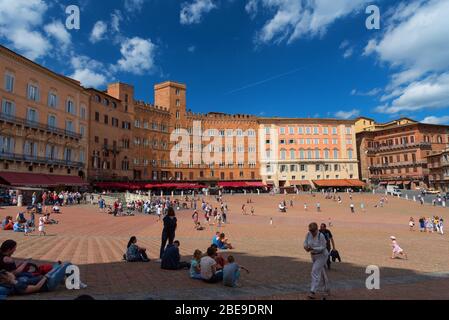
[0,172,88,205]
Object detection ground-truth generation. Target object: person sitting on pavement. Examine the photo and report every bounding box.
[217,233,234,250]
[189,250,203,280]
[200,247,223,283]
[16,213,26,224]
[52,205,61,214]
[1,217,13,231]
[212,232,221,246]
[161,241,190,270]
[223,255,250,288]
[13,222,24,233]
[209,245,226,269]
[125,236,150,262]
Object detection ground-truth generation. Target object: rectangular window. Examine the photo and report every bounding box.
[66,120,74,133]
[95,112,100,122]
[48,115,56,128]
[66,99,76,114]
[80,106,86,120]
[2,100,15,116]
[4,73,14,92]
[27,84,39,101]
[48,93,57,108]
[27,108,38,123]
[104,115,109,125]
[332,127,337,135]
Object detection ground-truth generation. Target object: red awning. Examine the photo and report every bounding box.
[388,181,396,185]
[218,182,247,188]
[0,172,87,187]
[244,182,266,187]
[379,181,388,185]
[145,183,206,189]
[312,179,366,188]
[47,175,88,186]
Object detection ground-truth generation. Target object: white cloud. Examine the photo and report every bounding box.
[335,109,360,119]
[69,55,109,88]
[365,0,449,114]
[0,0,50,59]
[343,48,353,59]
[44,20,71,50]
[351,88,381,96]
[422,115,449,125]
[375,72,449,114]
[125,0,145,13]
[70,69,107,88]
[339,40,350,49]
[247,0,371,45]
[115,37,157,75]
[111,10,123,33]
[180,0,217,25]
[90,21,108,43]
[188,45,196,53]
[245,0,258,19]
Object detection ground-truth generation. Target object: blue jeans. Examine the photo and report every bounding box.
[45,263,72,291]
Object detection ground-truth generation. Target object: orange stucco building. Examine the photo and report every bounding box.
[356,117,449,189]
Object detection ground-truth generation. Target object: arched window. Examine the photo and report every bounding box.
[333,149,339,159]
[299,149,305,159]
[290,149,296,160]
[324,149,330,159]
[315,148,320,159]
[280,149,287,160]
[307,149,313,159]
[348,149,354,159]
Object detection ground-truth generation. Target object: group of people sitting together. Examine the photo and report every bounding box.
[0,240,86,299]
[122,231,245,287]
[1,209,58,236]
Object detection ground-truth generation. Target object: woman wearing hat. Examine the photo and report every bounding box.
[390,236,407,260]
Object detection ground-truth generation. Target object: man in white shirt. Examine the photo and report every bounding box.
[200,247,223,283]
[303,222,330,299]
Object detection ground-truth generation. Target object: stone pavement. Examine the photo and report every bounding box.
[1,192,449,300]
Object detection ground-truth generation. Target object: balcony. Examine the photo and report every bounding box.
[0,152,84,168]
[366,142,431,154]
[369,160,426,169]
[0,113,82,140]
[102,144,122,155]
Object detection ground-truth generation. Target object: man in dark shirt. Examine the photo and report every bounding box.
[320,223,336,270]
[161,241,190,270]
[159,207,177,260]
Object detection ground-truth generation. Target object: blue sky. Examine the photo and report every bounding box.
[1,0,449,124]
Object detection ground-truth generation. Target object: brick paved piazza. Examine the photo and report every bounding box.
[2,193,449,300]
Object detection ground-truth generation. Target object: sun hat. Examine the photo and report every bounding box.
[390,236,396,240]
